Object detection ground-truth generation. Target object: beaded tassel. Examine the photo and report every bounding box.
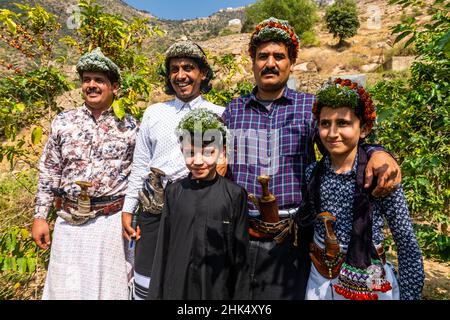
[333,260,392,300]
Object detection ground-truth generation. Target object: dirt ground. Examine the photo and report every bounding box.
[422,259,450,300]
[12,256,449,300]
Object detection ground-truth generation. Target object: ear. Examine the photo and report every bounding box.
[360,124,371,139]
[289,62,294,73]
[112,82,119,96]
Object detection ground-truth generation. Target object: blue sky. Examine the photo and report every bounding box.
[124,0,256,20]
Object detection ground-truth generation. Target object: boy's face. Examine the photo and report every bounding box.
[318,107,370,158]
[181,142,222,180]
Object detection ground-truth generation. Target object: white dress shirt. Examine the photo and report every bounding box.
[122,95,224,213]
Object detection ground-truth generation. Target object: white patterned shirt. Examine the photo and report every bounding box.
[35,104,138,219]
[122,95,224,214]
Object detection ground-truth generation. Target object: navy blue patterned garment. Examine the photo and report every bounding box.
[305,155,425,300]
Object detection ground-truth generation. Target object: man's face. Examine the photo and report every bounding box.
[81,71,118,110]
[252,41,293,94]
[169,57,206,102]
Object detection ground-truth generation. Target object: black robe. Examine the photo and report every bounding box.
[147,173,250,300]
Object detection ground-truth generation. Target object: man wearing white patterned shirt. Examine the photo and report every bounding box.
[121,41,223,300]
[32,48,138,299]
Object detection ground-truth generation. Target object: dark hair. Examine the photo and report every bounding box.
[164,57,213,95]
[249,39,298,63]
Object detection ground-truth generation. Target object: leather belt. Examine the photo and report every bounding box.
[248,217,293,244]
[248,207,299,218]
[309,241,387,279]
[61,197,124,215]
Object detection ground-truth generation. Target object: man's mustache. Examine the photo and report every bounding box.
[86,87,102,94]
[261,67,279,76]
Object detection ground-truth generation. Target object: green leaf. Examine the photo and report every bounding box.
[437,30,450,54]
[17,257,27,273]
[5,18,17,34]
[20,228,29,239]
[14,103,25,113]
[27,257,36,273]
[112,99,125,120]
[31,127,43,145]
[2,257,12,271]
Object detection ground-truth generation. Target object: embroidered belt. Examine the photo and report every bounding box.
[61,197,124,215]
[309,241,386,279]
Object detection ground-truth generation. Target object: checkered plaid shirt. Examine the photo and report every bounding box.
[223,87,317,210]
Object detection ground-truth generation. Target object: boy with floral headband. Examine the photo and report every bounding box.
[223,17,402,300]
[147,108,249,300]
[298,78,424,300]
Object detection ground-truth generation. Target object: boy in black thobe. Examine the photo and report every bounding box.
[147,108,249,300]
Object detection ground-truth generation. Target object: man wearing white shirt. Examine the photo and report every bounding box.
[121,41,223,300]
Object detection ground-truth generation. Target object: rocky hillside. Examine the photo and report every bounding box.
[199,0,423,93]
[1,0,425,92]
[0,0,245,41]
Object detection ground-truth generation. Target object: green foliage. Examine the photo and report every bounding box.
[0,3,73,168]
[0,226,49,299]
[0,227,40,274]
[414,223,450,260]
[301,30,320,48]
[61,0,164,120]
[325,0,360,45]
[0,1,163,168]
[204,53,253,106]
[242,0,319,44]
[370,0,449,259]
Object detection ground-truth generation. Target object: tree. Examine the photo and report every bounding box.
[242,0,319,47]
[0,0,163,168]
[370,0,449,259]
[325,0,360,47]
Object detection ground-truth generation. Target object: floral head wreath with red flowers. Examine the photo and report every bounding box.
[249,17,300,63]
[312,78,377,132]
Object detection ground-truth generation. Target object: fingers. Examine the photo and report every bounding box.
[135,226,141,241]
[34,233,50,250]
[364,165,374,189]
[32,219,50,250]
[371,168,400,197]
[43,232,51,248]
[122,212,136,241]
[123,224,136,241]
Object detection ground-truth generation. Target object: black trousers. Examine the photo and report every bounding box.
[133,212,161,299]
[247,235,311,300]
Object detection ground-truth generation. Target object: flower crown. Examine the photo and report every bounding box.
[77,47,121,83]
[312,78,377,129]
[176,108,228,144]
[249,17,300,61]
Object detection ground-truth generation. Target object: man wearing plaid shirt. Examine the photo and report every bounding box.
[222,17,402,300]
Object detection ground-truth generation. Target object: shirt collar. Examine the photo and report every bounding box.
[174,95,204,113]
[247,85,293,109]
[81,103,115,120]
[324,153,358,177]
[188,172,219,189]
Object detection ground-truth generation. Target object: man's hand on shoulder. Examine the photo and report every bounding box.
[32,218,51,250]
[365,151,402,197]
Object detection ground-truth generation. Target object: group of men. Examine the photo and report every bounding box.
[31,18,401,300]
